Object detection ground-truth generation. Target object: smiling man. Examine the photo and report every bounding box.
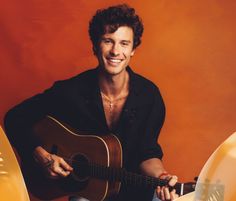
[4,4,178,201]
[98,26,135,75]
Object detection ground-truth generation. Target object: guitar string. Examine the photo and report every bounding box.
[47,155,183,189]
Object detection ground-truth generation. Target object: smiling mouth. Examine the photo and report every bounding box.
[106,57,123,65]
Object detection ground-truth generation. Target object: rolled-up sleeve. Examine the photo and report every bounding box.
[4,81,61,155]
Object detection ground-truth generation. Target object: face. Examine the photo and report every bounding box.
[95,26,135,76]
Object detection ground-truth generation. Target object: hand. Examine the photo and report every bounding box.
[156,173,179,201]
[33,146,73,179]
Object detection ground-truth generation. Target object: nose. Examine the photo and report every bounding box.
[110,43,120,56]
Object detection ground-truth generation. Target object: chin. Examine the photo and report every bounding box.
[104,66,126,76]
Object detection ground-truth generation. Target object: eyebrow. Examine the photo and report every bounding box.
[121,40,132,43]
[101,37,132,43]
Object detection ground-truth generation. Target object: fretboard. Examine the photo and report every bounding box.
[87,162,195,195]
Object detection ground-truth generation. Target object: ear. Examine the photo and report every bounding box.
[131,49,135,57]
[92,46,97,55]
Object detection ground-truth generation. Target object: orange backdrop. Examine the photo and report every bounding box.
[1,0,236,200]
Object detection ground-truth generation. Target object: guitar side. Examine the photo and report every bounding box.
[22,116,122,201]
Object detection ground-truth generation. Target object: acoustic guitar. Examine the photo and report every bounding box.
[21,116,195,201]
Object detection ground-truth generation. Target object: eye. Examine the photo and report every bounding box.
[103,39,112,44]
[121,41,130,46]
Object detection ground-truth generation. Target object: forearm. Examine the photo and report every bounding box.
[140,158,167,178]
[141,158,179,201]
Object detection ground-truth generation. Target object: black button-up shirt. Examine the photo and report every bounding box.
[4,67,165,201]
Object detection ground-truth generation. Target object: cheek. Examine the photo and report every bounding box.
[124,47,134,56]
[123,51,134,59]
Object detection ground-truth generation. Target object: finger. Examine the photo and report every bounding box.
[170,189,179,200]
[168,175,178,186]
[160,186,165,201]
[53,166,70,177]
[49,157,64,175]
[156,186,161,198]
[47,169,60,179]
[58,157,73,171]
[164,187,171,200]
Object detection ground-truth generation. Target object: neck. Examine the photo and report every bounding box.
[98,69,129,99]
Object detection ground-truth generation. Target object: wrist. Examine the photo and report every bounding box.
[158,171,169,178]
[33,146,51,163]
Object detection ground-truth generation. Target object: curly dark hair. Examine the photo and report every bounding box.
[89,4,144,51]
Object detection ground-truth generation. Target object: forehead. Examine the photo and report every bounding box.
[102,26,134,41]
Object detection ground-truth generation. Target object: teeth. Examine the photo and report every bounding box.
[108,58,122,63]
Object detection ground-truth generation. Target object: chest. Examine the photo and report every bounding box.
[102,97,127,130]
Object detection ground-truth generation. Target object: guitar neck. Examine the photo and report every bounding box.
[87,162,194,195]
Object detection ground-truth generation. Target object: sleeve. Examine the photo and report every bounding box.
[139,85,165,163]
[4,81,62,156]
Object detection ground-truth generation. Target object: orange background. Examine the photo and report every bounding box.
[1,0,236,200]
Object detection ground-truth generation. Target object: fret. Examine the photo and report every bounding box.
[86,162,194,194]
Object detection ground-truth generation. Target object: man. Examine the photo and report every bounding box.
[4,4,178,201]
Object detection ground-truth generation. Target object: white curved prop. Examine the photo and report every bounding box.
[175,132,236,201]
[0,126,30,201]
[175,192,195,201]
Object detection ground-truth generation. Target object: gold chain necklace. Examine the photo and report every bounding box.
[101,92,128,110]
[100,72,129,111]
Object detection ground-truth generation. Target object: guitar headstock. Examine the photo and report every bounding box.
[182,181,196,195]
[172,178,196,196]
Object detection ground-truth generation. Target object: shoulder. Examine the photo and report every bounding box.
[56,68,96,85]
[50,68,97,92]
[129,67,161,97]
[135,73,159,90]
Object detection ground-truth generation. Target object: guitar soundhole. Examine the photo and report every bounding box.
[71,153,90,181]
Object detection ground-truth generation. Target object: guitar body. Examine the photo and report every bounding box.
[22,116,122,201]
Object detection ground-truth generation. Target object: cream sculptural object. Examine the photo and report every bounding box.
[175,132,236,201]
[0,126,30,201]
